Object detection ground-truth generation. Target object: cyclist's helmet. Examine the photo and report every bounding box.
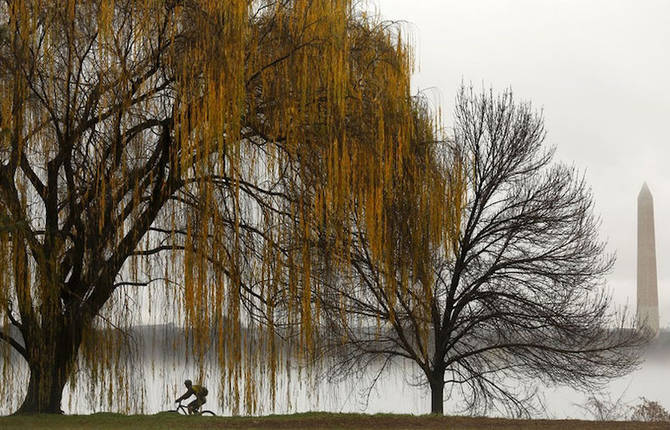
[184,379,192,387]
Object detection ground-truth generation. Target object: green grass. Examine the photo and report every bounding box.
[0,412,669,430]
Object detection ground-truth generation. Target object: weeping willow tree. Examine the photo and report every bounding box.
[0,0,438,414]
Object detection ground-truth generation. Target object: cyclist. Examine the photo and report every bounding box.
[175,379,208,414]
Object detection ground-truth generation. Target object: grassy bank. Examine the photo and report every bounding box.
[0,412,668,430]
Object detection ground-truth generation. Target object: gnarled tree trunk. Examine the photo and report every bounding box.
[17,364,69,414]
[14,317,84,414]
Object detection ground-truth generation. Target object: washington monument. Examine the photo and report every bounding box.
[637,182,660,333]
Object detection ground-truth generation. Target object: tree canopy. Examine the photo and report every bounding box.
[0,0,443,414]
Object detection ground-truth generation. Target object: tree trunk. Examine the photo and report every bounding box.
[14,319,83,414]
[15,364,69,414]
[429,371,446,415]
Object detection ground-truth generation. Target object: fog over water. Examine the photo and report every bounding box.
[2,328,668,418]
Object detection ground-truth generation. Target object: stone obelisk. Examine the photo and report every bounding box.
[637,182,659,333]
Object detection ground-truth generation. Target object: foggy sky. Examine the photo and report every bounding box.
[378,0,670,326]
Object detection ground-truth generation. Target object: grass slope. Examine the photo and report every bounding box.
[0,412,668,430]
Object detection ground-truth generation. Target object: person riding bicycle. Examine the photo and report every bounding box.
[175,379,208,414]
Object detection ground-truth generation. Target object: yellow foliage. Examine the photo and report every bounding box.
[0,0,465,415]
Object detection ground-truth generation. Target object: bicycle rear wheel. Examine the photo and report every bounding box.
[200,410,216,416]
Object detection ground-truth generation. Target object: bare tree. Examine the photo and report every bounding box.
[577,391,631,421]
[630,398,670,422]
[316,87,648,416]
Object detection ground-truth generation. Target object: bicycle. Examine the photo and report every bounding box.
[164,400,217,416]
